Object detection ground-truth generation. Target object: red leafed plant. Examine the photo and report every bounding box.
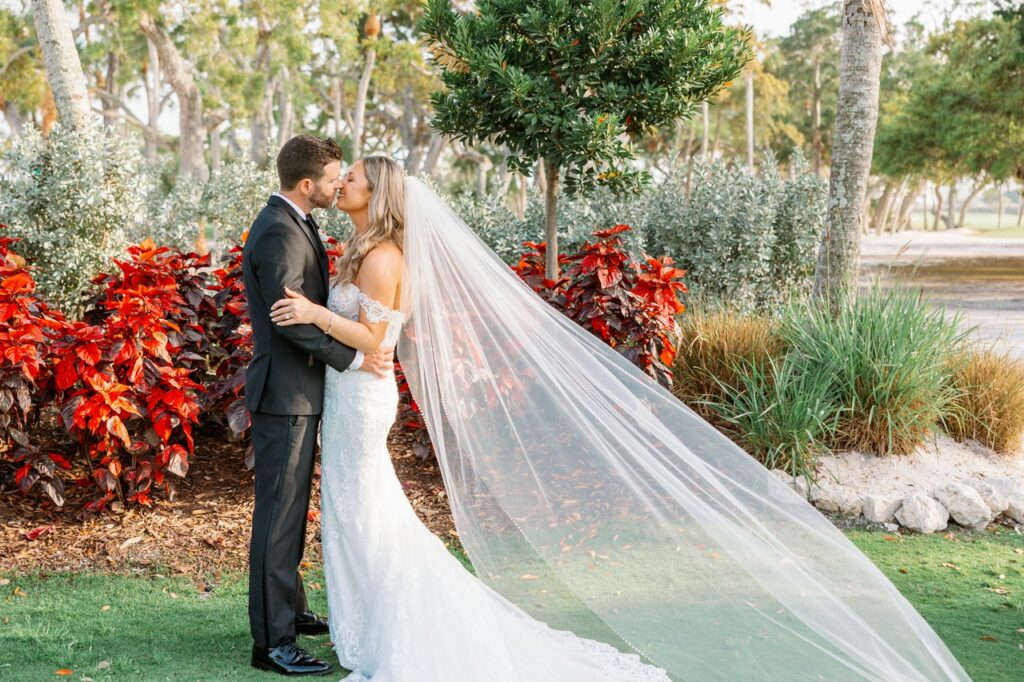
[515,224,687,388]
[399,224,688,459]
[52,239,205,510]
[0,232,70,505]
[207,243,253,461]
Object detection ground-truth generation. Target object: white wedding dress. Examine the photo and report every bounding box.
[319,282,671,682]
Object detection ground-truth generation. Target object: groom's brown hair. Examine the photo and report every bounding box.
[277,135,343,190]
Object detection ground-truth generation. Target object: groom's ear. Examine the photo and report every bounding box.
[296,177,314,197]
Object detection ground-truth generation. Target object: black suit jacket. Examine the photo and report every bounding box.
[242,196,358,415]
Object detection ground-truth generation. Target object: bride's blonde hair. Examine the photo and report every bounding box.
[333,155,405,286]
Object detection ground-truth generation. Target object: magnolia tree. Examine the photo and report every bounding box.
[421,0,751,278]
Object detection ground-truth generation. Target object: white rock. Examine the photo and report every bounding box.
[883,522,900,532]
[967,480,1010,515]
[932,483,994,530]
[810,484,863,516]
[895,494,949,534]
[771,469,810,498]
[1006,494,1024,525]
[862,494,904,524]
[984,477,1021,499]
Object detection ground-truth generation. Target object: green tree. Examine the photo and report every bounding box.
[421,0,750,278]
[767,6,841,175]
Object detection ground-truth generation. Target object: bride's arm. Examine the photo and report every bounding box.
[270,245,402,354]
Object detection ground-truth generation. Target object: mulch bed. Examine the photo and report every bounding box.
[0,418,455,577]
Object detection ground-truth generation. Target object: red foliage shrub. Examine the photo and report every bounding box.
[207,244,252,454]
[52,239,205,510]
[515,224,687,388]
[398,224,688,459]
[0,233,69,504]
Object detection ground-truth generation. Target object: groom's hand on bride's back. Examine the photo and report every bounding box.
[359,346,395,377]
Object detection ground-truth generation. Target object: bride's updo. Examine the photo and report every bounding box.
[333,155,405,286]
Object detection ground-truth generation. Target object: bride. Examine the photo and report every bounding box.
[270,155,969,681]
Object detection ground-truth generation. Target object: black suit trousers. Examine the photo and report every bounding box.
[248,411,320,648]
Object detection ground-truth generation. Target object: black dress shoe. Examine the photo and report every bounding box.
[251,639,332,676]
[295,610,330,636]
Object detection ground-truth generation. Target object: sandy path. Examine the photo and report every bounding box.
[860,229,1024,358]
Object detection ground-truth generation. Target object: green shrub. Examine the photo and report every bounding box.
[0,122,150,313]
[148,157,277,249]
[781,287,965,456]
[706,354,840,479]
[457,153,826,311]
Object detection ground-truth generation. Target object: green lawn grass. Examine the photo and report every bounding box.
[1,530,1021,681]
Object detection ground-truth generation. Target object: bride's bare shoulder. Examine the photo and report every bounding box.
[358,242,404,282]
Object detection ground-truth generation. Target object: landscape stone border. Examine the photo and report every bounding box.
[771,470,1024,533]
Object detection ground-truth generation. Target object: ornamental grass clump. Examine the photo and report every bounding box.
[943,348,1024,454]
[706,354,840,479]
[781,286,965,456]
[673,310,785,419]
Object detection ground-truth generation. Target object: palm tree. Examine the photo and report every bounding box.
[31,0,91,131]
[813,0,891,311]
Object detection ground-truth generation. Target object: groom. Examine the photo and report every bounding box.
[243,135,393,676]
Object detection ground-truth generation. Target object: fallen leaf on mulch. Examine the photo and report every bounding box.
[118,536,145,551]
[24,525,53,541]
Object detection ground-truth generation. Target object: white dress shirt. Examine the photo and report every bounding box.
[271,193,363,371]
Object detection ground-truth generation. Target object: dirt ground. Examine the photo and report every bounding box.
[0,418,455,577]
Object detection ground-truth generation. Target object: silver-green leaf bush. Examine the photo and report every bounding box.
[0,122,149,313]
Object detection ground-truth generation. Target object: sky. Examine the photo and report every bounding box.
[732,0,992,39]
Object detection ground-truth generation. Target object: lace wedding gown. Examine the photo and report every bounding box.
[319,282,670,682]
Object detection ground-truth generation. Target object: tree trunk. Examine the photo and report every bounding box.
[997,183,1004,230]
[931,184,943,230]
[873,181,896,235]
[745,69,755,170]
[882,183,905,234]
[1017,186,1024,227]
[535,159,546,191]
[31,0,91,131]
[142,38,161,161]
[894,179,925,233]
[700,101,710,159]
[350,47,377,158]
[812,58,823,176]
[139,14,207,182]
[946,182,956,229]
[544,163,560,280]
[710,106,723,156]
[420,134,445,177]
[101,50,119,129]
[277,69,294,147]
[813,1,887,311]
[957,180,985,228]
[210,123,222,170]
[1,102,26,138]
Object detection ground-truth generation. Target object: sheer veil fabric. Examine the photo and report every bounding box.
[396,177,969,681]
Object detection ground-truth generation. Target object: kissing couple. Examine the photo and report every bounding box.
[241,135,968,681]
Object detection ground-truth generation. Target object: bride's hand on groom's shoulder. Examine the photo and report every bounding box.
[359,346,395,377]
[271,287,320,326]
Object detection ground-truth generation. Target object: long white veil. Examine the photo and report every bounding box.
[396,176,968,681]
